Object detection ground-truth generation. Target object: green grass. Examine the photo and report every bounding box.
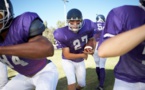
[8,49,119,90]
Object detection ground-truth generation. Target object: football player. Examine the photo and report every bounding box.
[98,0,145,90]
[93,14,106,90]
[53,8,95,90]
[0,0,58,90]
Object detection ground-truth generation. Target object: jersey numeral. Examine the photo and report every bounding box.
[97,23,104,31]
[73,35,88,50]
[0,55,28,68]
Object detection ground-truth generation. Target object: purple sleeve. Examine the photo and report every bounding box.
[98,9,123,48]
[103,9,123,39]
[12,12,40,42]
[20,12,40,39]
[53,29,67,49]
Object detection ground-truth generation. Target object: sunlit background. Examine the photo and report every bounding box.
[11,0,138,27]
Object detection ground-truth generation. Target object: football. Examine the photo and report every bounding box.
[83,38,95,54]
[85,39,94,49]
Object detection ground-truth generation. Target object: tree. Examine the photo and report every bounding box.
[43,21,55,44]
[56,20,65,28]
[43,20,65,44]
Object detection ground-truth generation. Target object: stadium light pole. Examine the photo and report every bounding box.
[62,0,69,25]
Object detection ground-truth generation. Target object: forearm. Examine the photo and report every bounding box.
[0,36,54,59]
[98,25,145,57]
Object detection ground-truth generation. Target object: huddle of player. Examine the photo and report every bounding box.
[0,0,145,90]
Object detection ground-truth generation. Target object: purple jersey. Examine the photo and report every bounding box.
[99,5,145,82]
[93,22,105,42]
[0,12,48,76]
[54,19,94,62]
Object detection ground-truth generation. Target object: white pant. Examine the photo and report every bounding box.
[2,62,59,90]
[113,78,145,90]
[0,62,8,90]
[62,59,86,87]
[93,44,106,68]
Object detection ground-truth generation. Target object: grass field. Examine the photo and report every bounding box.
[8,49,119,90]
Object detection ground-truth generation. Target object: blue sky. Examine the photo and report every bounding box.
[11,0,139,27]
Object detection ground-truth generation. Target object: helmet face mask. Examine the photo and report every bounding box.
[67,8,83,33]
[0,11,4,30]
[0,0,14,33]
[0,10,9,31]
[67,19,82,32]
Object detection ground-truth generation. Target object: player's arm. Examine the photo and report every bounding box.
[98,24,145,58]
[62,47,88,60]
[0,19,54,59]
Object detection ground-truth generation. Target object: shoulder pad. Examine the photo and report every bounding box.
[29,19,45,37]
